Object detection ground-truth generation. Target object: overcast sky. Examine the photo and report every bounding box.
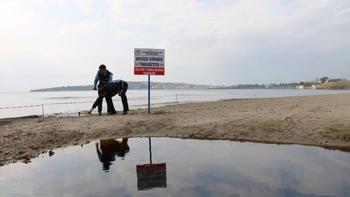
[0,0,349,91]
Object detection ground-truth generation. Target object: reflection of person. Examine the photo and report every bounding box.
[89,64,114,115]
[95,138,130,171]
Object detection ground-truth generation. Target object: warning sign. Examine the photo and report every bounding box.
[136,163,167,190]
[134,48,165,75]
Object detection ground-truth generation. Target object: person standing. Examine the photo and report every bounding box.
[89,64,115,115]
[93,64,113,90]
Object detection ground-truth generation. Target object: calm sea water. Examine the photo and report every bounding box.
[0,138,349,197]
[0,89,349,119]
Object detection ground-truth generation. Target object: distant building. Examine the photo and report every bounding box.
[311,84,320,89]
[296,85,304,89]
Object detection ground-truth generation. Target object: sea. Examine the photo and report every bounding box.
[0,89,349,119]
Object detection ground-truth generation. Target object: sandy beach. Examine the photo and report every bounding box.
[0,93,350,166]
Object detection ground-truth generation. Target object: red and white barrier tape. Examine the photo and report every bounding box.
[0,104,42,110]
[44,101,92,106]
[0,101,93,110]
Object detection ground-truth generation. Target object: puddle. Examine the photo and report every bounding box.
[0,138,349,197]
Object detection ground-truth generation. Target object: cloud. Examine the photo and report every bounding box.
[104,0,350,84]
[0,0,349,91]
[334,7,350,17]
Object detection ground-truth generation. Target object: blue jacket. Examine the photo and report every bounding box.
[94,71,113,89]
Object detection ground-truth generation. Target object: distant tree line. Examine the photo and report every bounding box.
[31,77,349,92]
[30,81,215,92]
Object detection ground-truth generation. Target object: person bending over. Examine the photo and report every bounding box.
[95,138,129,171]
[89,80,129,115]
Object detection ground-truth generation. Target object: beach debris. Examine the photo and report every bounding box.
[3,149,11,155]
[48,150,55,157]
[21,155,31,164]
[78,110,92,116]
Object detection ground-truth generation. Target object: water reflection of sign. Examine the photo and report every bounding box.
[134,48,165,75]
[137,163,167,190]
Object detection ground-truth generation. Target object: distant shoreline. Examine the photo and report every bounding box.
[30,80,350,92]
[30,82,216,92]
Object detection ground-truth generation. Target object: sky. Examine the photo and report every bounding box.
[0,0,349,91]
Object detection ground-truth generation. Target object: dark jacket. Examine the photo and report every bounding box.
[99,80,128,97]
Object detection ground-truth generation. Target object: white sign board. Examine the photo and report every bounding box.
[134,48,165,75]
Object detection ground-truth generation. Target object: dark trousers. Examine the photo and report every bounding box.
[120,82,129,112]
[92,96,103,113]
[106,96,116,113]
[120,94,129,112]
[92,83,116,114]
[92,96,116,114]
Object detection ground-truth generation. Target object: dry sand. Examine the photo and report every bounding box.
[1,93,350,166]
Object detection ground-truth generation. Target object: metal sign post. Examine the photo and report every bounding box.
[148,75,151,114]
[148,137,152,164]
[136,137,166,190]
[134,48,165,115]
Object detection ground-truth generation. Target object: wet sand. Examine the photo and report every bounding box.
[1,93,350,165]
